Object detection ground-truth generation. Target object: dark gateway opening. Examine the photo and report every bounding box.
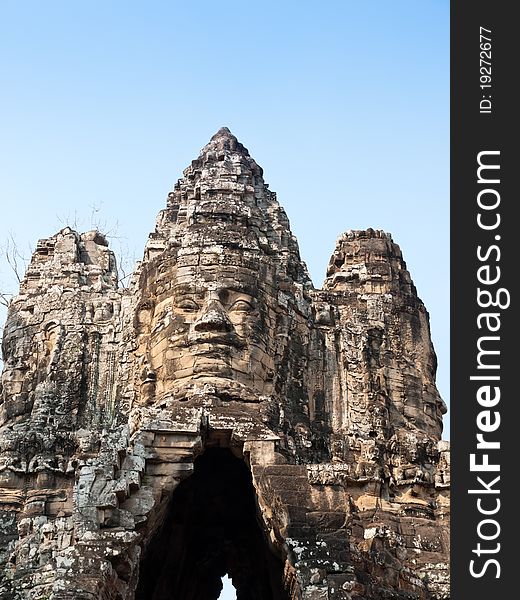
[136,447,289,600]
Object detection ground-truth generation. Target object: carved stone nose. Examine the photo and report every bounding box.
[193,300,233,333]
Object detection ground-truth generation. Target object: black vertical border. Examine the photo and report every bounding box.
[451,2,515,598]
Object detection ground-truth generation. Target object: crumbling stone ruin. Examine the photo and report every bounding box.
[0,128,449,599]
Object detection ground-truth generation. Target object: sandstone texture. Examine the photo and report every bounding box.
[0,128,449,599]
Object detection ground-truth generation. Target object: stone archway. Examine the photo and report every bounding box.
[135,447,289,600]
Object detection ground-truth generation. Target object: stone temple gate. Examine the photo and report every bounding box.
[0,128,449,599]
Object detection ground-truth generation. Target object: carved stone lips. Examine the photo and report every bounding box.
[186,332,245,349]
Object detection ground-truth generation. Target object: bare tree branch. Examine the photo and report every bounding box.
[0,291,13,308]
[1,233,29,310]
[4,232,28,284]
[111,237,135,288]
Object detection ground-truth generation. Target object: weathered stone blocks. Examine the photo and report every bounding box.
[0,128,449,599]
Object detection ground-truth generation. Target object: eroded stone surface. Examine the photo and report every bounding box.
[0,128,449,599]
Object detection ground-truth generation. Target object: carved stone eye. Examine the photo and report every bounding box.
[230,299,254,313]
[176,299,200,311]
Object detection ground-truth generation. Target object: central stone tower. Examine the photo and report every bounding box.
[0,128,450,599]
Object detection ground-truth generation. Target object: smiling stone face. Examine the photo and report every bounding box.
[140,247,277,401]
[128,128,308,405]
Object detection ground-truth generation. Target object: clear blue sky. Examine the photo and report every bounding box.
[0,2,448,594]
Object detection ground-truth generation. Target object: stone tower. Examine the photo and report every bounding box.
[0,128,449,599]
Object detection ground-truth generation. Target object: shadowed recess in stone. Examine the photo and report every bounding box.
[136,448,287,600]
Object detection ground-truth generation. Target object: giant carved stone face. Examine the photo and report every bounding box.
[143,248,278,402]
